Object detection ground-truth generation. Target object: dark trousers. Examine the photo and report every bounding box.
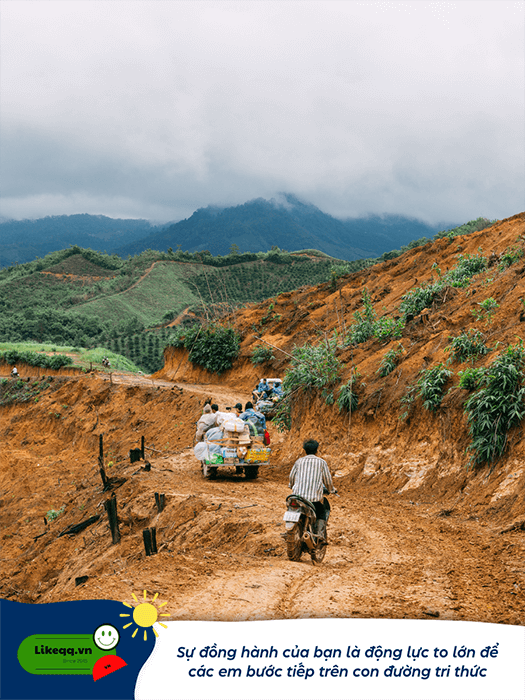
[313,501,326,521]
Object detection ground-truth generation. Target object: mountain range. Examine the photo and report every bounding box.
[0,194,454,267]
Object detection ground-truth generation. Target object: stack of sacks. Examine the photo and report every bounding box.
[215,411,237,426]
[221,415,252,448]
[193,426,224,461]
[205,426,224,446]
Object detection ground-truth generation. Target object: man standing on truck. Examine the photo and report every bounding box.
[289,439,336,532]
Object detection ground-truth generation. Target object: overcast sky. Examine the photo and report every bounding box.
[1,0,524,225]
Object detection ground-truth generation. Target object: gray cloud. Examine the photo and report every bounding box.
[1,0,523,224]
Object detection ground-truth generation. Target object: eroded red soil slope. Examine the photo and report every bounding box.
[1,213,524,623]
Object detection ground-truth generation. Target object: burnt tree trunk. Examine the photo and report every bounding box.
[104,493,121,544]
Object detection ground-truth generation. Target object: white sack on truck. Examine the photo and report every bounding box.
[222,417,246,433]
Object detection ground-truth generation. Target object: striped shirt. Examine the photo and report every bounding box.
[289,455,334,503]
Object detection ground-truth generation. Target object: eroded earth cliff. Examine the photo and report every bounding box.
[1,213,524,624]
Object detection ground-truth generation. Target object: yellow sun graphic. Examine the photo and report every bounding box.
[120,590,170,641]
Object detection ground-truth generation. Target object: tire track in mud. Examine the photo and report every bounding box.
[276,569,322,618]
[6,369,521,623]
[129,444,525,624]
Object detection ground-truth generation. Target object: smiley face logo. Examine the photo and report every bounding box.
[93,624,120,651]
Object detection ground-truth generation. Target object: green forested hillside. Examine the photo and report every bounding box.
[0,245,355,372]
[0,214,157,267]
[75,261,204,326]
[0,216,493,373]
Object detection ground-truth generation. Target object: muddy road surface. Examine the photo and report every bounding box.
[44,440,524,626]
[2,377,524,626]
[115,448,524,625]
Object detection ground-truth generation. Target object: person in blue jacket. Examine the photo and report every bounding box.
[240,401,267,430]
[253,378,270,401]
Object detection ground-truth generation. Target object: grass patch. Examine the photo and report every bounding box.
[76,261,203,326]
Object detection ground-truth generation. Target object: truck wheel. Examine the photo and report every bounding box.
[202,463,218,479]
[286,521,303,561]
[244,465,259,480]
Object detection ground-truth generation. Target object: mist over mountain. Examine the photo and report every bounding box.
[0,195,454,267]
[114,194,450,260]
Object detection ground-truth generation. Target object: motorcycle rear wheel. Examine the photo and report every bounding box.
[286,521,304,561]
[311,521,327,563]
[311,541,327,563]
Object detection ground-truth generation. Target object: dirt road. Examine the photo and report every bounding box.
[2,375,523,626]
[115,446,523,625]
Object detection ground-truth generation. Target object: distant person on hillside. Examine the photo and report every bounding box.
[195,403,218,442]
[11,366,19,378]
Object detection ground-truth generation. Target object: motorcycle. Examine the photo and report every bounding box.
[283,494,332,563]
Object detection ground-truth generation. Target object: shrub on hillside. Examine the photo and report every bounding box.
[400,251,488,320]
[458,367,486,391]
[417,363,453,411]
[399,281,444,319]
[0,349,73,370]
[169,323,240,375]
[377,343,404,377]
[464,344,525,469]
[447,329,488,363]
[285,337,342,391]
[251,344,275,365]
[400,362,452,419]
[447,252,487,288]
[348,289,405,344]
[273,337,342,431]
[337,377,360,413]
[498,244,524,271]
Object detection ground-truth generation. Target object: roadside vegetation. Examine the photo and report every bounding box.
[377,343,404,377]
[447,329,488,363]
[273,337,342,431]
[0,342,143,374]
[0,375,59,406]
[169,323,240,375]
[464,343,525,469]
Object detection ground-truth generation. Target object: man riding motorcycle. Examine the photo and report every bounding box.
[288,438,336,541]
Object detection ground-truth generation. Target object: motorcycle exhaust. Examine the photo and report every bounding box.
[302,530,315,550]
